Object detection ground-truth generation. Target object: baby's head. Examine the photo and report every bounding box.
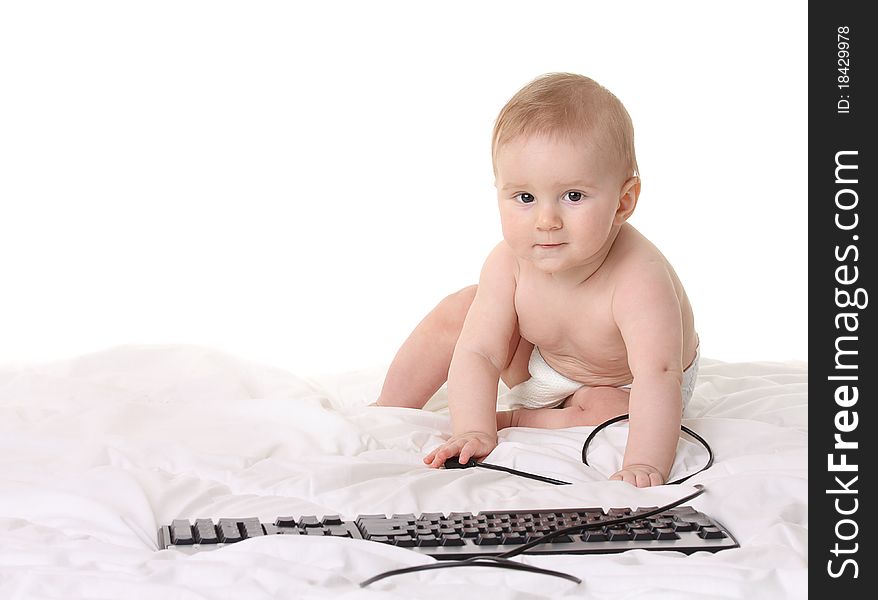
[491,74,641,273]
[492,73,638,183]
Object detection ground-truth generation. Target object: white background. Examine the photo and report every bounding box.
[0,1,807,374]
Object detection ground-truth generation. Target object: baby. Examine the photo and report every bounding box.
[376,73,699,488]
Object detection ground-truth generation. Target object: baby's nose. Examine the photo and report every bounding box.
[535,204,562,230]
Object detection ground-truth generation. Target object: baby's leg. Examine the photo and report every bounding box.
[375,285,477,408]
[497,386,630,429]
[376,286,532,409]
[375,285,533,408]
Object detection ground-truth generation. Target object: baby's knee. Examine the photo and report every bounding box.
[436,285,477,330]
[445,285,477,310]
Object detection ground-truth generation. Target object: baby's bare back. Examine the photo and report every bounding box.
[513,224,697,386]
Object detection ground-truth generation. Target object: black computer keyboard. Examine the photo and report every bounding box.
[158,505,738,558]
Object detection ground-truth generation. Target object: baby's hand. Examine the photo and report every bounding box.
[424,431,497,469]
[610,464,665,488]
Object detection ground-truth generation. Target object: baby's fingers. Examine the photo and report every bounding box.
[610,470,636,486]
[647,471,664,487]
[427,442,461,468]
[610,468,664,488]
[634,471,652,488]
[458,440,485,464]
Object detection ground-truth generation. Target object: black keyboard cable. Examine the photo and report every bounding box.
[359,414,714,587]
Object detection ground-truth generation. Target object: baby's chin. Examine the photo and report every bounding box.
[526,254,574,274]
[526,252,605,280]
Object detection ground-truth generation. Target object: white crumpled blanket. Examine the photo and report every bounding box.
[0,345,807,599]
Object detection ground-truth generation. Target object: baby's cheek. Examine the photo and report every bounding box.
[500,228,530,255]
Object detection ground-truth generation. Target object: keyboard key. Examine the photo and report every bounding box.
[501,533,527,545]
[322,515,343,526]
[275,516,297,528]
[607,528,633,541]
[442,534,466,546]
[418,513,444,523]
[475,534,501,545]
[667,507,698,517]
[170,520,194,545]
[194,519,219,544]
[392,513,416,521]
[327,526,352,538]
[582,530,608,542]
[461,527,481,538]
[550,534,573,544]
[629,528,655,540]
[299,516,321,528]
[394,536,416,547]
[486,518,504,527]
[698,526,727,539]
[217,520,242,543]
[240,518,263,539]
[486,526,505,534]
[355,515,387,530]
[654,527,680,540]
[358,519,410,537]
[417,534,441,547]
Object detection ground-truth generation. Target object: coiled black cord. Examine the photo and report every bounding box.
[581,414,714,484]
[457,412,714,486]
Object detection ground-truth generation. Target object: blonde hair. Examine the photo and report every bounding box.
[491,73,639,180]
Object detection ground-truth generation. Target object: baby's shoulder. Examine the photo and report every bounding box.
[480,240,520,280]
[608,226,677,287]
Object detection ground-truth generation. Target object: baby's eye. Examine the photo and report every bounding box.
[564,191,584,202]
[515,193,535,204]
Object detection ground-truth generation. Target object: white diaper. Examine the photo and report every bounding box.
[501,346,700,411]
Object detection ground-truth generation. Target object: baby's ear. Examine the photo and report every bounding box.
[614,176,640,224]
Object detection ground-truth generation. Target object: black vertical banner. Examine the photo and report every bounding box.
[810,2,874,597]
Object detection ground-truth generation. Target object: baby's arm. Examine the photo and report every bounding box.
[611,264,686,486]
[424,243,518,468]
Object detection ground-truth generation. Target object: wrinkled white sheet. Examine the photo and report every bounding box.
[0,345,807,599]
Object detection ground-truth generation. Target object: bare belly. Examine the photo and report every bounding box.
[531,335,699,388]
[537,346,634,387]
